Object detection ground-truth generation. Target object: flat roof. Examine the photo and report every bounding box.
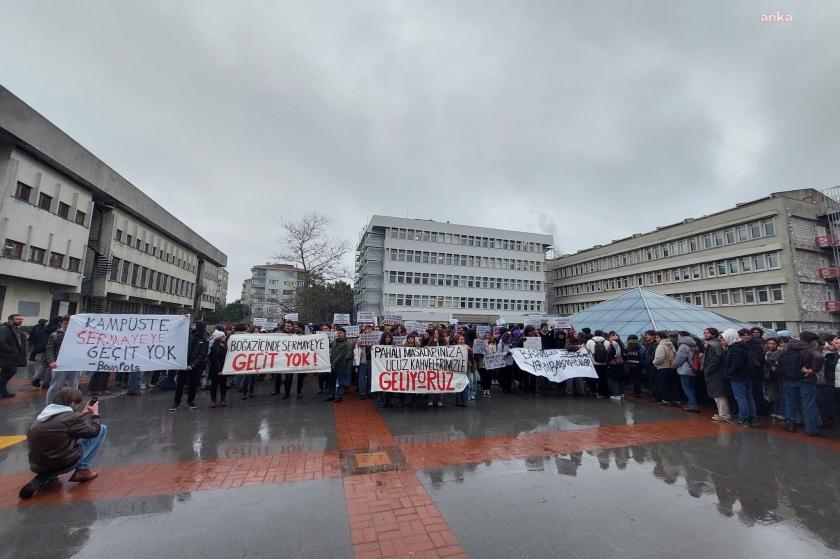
[0,85,226,267]
[367,215,554,245]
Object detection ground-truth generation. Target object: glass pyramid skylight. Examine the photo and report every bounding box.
[568,288,774,339]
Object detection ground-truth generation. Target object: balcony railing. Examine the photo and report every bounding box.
[818,267,840,279]
[815,235,840,248]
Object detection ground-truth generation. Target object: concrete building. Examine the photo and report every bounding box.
[546,188,840,335]
[354,215,553,323]
[0,85,227,320]
[242,263,305,319]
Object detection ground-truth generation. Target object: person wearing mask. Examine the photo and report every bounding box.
[624,335,644,397]
[18,387,107,499]
[652,331,678,405]
[606,331,625,400]
[327,327,352,403]
[0,313,27,398]
[673,332,700,412]
[642,330,659,402]
[585,330,612,398]
[169,321,209,411]
[208,333,228,407]
[721,329,757,427]
[777,331,824,436]
[478,331,496,397]
[44,316,81,405]
[702,328,729,421]
[28,319,49,388]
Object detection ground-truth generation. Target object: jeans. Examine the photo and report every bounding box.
[46,371,81,404]
[76,424,108,469]
[358,362,370,395]
[680,375,699,409]
[330,366,351,398]
[730,380,756,422]
[467,371,477,398]
[783,380,819,434]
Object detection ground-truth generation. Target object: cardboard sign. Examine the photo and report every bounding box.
[265,321,278,331]
[495,318,506,326]
[357,333,381,347]
[357,312,376,324]
[476,325,491,337]
[392,336,407,346]
[55,314,189,373]
[333,313,351,325]
[344,325,360,338]
[284,313,299,322]
[404,320,426,334]
[472,339,488,354]
[371,345,469,393]
[552,317,573,329]
[253,318,267,326]
[525,316,544,327]
[523,337,543,351]
[222,333,331,375]
[383,313,403,325]
[510,348,598,383]
[483,352,506,370]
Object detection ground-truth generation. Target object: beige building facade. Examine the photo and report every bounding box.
[547,189,840,335]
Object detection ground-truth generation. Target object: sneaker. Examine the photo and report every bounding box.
[296,393,303,399]
[334,396,343,403]
[611,396,622,401]
[219,401,227,407]
[102,389,113,396]
[682,406,700,413]
[470,395,476,401]
[733,419,750,427]
[168,406,179,412]
[437,401,444,408]
[281,394,290,400]
[19,475,50,500]
[270,391,280,396]
[325,396,334,401]
[771,414,786,421]
[783,423,796,433]
[749,418,760,428]
[427,401,434,408]
[711,414,723,422]
[31,379,41,388]
[188,404,197,411]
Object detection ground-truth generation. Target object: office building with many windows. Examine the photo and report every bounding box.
[354,216,553,323]
[0,85,227,320]
[547,188,840,335]
[241,263,305,319]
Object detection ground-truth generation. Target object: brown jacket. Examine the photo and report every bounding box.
[27,406,102,474]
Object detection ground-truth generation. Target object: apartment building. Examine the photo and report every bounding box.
[0,85,227,320]
[242,263,305,319]
[354,215,553,323]
[547,188,840,335]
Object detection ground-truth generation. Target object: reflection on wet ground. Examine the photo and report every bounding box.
[419,431,840,559]
[1,379,838,559]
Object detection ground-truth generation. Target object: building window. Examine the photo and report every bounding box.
[68,257,81,272]
[763,218,776,236]
[48,251,64,268]
[38,192,53,211]
[714,230,724,247]
[75,210,86,225]
[702,233,712,249]
[750,222,762,238]
[110,258,121,281]
[744,288,755,303]
[3,239,24,259]
[757,286,769,303]
[767,252,779,269]
[58,202,70,219]
[14,182,32,202]
[737,225,749,242]
[740,257,752,272]
[771,285,783,302]
[719,291,729,305]
[708,291,718,305]
[753,254,766,270]
[731,289,742,304]
[693,293,703,306]
[121,262,131,283]
[725,228,736,244]
[28,246,46,264]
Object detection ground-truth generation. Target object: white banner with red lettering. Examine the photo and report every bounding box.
[371,345,469,393]
[510,347,599,383]
[55,314,190,373]
[222,333,331,375]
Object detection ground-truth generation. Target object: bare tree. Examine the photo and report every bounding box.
[274,213,350,288]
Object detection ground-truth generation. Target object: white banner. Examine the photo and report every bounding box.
[404,320,426,334]
[357,312,376,324]
[552,317,573,329]
[525,315,545,327]
[55,314,189,373]
[495,318,506,326]
[523,337,543,351]
[253,318,267,326]
[333,313,351,325]
[510,348,598,383]
[483,352,506,370]
[284,313,299,322]
[371,345,469,393]
[222,333,331,375]
[265,321,278,331]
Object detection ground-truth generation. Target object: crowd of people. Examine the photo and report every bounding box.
[5,311,840,500]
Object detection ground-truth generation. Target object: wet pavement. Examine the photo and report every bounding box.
[0,375,838,559]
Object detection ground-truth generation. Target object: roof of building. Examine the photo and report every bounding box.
[568,287,774,339]
[252,263,305,272]
[0,85,226,267]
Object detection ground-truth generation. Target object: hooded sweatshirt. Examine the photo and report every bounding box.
[27,404,102,474]
[653,338,676,369]
[673,336,698,377]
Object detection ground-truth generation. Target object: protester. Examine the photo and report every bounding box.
[702,328,730,421]
[455,334,474,407]
[721,328,758,427]
[478,331,496,396]
[763,337,783,420]
[44,316,80,405]
[208,333,228,407]
[606,331,625,400]
[27,318,49,388]
[327,327,351,403]
[778,331,823,436]
[652,331,678,405]
[674,332,700,412]
[624,334,644,397]
[19,387,107,499]
[0,313,27,398]
[169,321,209,411]
[643,330,659,402]
[496,332,515,395]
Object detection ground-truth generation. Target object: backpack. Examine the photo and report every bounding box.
[690,350,702,374]
[775,348,804,381]
[592,340,609,364]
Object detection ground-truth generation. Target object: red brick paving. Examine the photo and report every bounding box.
[334,398,397,451]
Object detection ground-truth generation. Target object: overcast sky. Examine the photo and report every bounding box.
[2,1,838,302]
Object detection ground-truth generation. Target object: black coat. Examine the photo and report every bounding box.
[0,323,27,368]
[187,332,209,371]
[724,341,750,381]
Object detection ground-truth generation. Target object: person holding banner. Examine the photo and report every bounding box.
[326,327,352,402]
[454,335,474,407]
[376,332,397,408]
[45,316,80,405]
[355,323,375,400]
[169,322,209,412]
[496,332,515,394]
[425,330,448,408]
[208,333,228,407]
[478,332,496,396]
